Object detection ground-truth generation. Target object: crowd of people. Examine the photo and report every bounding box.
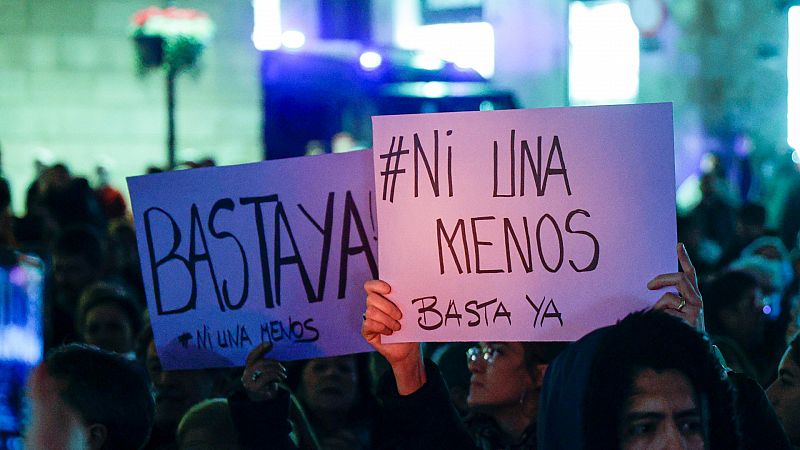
[2,158,800,449]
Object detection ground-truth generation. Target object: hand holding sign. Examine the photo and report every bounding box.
[361,280,426,395]
[241,342,286,402]
[648,243,705,333]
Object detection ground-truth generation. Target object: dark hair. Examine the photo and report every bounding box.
[76,282,143,338]
[702,270,760,333]
[583,311,741,450]
[52,225,105,267]
[739,202,766,228]
[521,342,568,381]
[286,352,378,419]
[44,344,154,450]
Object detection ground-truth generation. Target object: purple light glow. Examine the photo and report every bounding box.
[9,266,26,286]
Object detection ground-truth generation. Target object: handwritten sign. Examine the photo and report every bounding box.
[372,103,677,342]
[128,151,377,369]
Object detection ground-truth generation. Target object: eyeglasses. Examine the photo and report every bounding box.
[466,345,499,365]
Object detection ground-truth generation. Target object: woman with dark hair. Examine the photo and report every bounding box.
[236,345,381,450]
[284,353,380,449]
[768,333,800,447]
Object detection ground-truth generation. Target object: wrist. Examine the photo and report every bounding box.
[391,352,426,395]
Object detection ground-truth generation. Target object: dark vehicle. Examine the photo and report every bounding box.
[260,47,517,160]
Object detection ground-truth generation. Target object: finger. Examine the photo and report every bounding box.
[367,292,403,320]
[364,279,391,295]
[249,359,287,377]
[647,273,683,290]
[675,273,702,306]
[245,342,274,367]
[653,292,683,312]
[366,305,401,331]
[677,242,697,280]
[362,318,394,337]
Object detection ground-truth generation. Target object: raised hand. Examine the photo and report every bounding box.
[361,279,426,394]
[648,243,705,333]
[240,342,287,402]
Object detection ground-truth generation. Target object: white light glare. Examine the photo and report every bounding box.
[252,0,282,50]
[792,149,800,164]
[789,7,800,149]
[569,1,639,105]
[360,51,383,70]
[396,22,495,78]
[281,30,306,49]
[422,82,448,98]
[411,53,445,71]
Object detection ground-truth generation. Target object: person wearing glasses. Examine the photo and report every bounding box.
[362,244,702,449]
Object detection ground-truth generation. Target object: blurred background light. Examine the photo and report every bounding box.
[251,0,282,50]
[422,81,448,98]
[281,30,306,49]
[569,1,639,105]
[789,6,800,149]
[359,50,383,70]
[411,52,446,71]
[395,22,495,78]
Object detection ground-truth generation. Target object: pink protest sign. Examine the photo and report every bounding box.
[372,103,677,342]
[128,151,377,369]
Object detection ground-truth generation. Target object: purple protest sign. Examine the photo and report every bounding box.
[128,151,376,369]
[372,103,677,342]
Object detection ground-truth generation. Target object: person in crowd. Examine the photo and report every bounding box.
[0,176,16,248]
[768,333,800,447]
[703,270,772,383]
[579,311,741,450]
[686,171,738,262]
[139,325,230,450]
[25,343,154,450]
[106,218,147,304]
[176,399,241,450]
[289,353,381,449]
[719,202,769,267]
[363,244,702,449]
[94,165,128,221]
[47,225,106,349]
[233,342,302,449]
[429,342,473,416]
[76,281,142,356]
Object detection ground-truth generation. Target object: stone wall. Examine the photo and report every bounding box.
[0,0,262,214]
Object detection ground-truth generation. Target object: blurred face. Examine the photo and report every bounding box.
[146,341,215,428]
[83,303,135,354]
[732,287,766,341]
[467,342,533,412]
[767,347,800,445]
[619,369,705,450]
[299,356,358,414]
[52,254,96,303]
[25,364,89,450]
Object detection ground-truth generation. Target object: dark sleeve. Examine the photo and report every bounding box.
[227,388,297,450]
[728,372,793,450]
[376,360,478,450]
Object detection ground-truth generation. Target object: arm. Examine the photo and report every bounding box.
[361,279,426,395]
[228,343,295,449]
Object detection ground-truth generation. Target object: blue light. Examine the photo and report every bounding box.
[281,30,305,49]
[359,51,383,70]
[763,305,772,315]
